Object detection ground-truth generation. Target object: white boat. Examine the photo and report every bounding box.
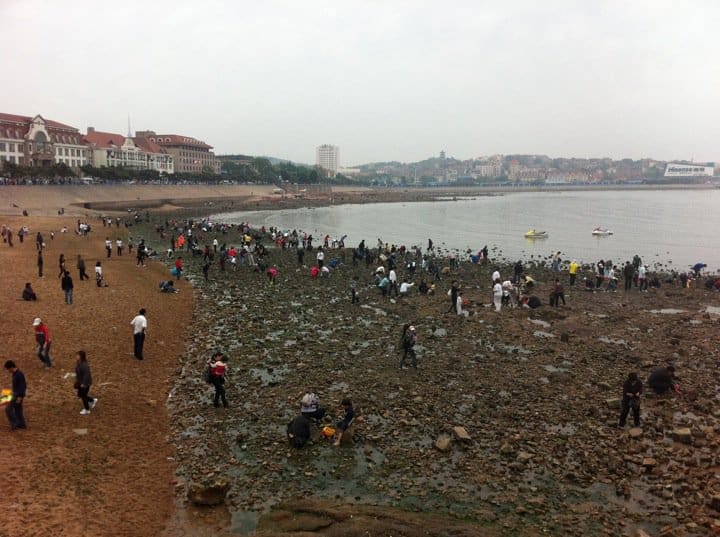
[592,228,613,236]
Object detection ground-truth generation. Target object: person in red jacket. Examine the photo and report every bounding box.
[174,257,183,280]
[33,317,52,368]
[207,351,228,408]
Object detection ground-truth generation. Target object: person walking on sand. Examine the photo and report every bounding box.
[130,308,147,360]
[33,317,52,368]
[493,278,503,312]
[57,253,66,278]
[174,256,183,280]
[207,351,228,408]
[116,238,123,256]
[105,237,112,258]
[77,254,89,280]
[61,270,74,305]
[36,231,43,251]
[37,250,43,277]
[618,372,642,428]
[4,360,27,430]
[399,323,417,369]
[75,350,97,415]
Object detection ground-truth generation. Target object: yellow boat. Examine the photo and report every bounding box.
[524,230,548,239]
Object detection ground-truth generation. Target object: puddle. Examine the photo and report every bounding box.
[546,423,577,436]
[533,330,556,338]
[360,304,387,316]
[705,306,720,315]
[231,510,259,535]
[543,365,568,374]
[529,319,551,328]
[648,309,686,314]
[249,365,290,386]
[598,336,629,346]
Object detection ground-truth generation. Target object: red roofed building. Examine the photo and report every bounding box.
[0,113,89,169]
[136,130,220,174]
[84,127,174,174]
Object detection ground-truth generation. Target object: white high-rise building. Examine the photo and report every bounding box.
[316,144,339,178]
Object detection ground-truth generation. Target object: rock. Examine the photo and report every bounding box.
[628,427,643,438]
[710,495,720,512]
[187,477,231,506]
[499,442,515,456]
[672,428,692,444]
[452,426,471,441]
[606,398,621,409]
[635,529,652,537]
[435,435,452,452]
[560,332,570,343]
[642,457,657,469]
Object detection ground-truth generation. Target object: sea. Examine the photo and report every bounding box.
[212,189,720,272]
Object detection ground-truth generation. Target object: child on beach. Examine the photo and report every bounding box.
[334,398,355,446]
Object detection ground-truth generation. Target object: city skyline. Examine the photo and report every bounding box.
[2,1,719,165]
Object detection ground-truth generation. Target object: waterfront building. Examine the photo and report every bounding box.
[316,144,339,178]
[0,112,89,169]
[136,130,220,174]
[84,128,174,174]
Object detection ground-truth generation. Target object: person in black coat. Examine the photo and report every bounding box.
[618,372,642,427]
[287,414,311,448]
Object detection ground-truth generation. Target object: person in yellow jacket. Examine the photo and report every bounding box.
[569,260,579,286]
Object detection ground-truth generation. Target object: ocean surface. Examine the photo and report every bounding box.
[213,189,720,271]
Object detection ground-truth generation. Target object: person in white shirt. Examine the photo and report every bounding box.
[116,238,123,256]
[456,291,464,315]
[130,308,148,360]
[399,279,414,295]
[316,247,325,269]
[388,269,398,297]
[492,269,501,282]
[638,265,647,292]
[493,279,503,311]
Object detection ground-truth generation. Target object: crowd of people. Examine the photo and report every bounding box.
[4,210,711,454]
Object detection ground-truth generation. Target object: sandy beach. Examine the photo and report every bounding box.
[0,215,194,537]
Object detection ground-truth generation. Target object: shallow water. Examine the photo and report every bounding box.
[215,189,720,270]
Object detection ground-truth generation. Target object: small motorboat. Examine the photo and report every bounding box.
[524,230,548,239]
[591,227,613,236]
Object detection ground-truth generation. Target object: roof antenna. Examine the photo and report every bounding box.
[127,114,132,138]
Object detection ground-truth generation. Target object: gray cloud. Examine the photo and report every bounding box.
[1,0,718,165]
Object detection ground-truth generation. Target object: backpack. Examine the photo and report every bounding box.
[202,365,211,383]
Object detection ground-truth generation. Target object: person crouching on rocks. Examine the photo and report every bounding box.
[334,398,355,447]
[207,351,228,408]
[399,323,417,369]
[287,413,311,448]
[300,392,326,421]
[647,365,679,395]
[618,372,642,428]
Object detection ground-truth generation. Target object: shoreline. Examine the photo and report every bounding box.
[0,183,715,217]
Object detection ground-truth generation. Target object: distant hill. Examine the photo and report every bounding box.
[217,154,313,168]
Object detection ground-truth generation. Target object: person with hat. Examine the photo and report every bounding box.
[33,318,52,368]
[400,323,417,369]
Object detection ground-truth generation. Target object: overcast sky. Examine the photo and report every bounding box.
[2,1,719,165]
